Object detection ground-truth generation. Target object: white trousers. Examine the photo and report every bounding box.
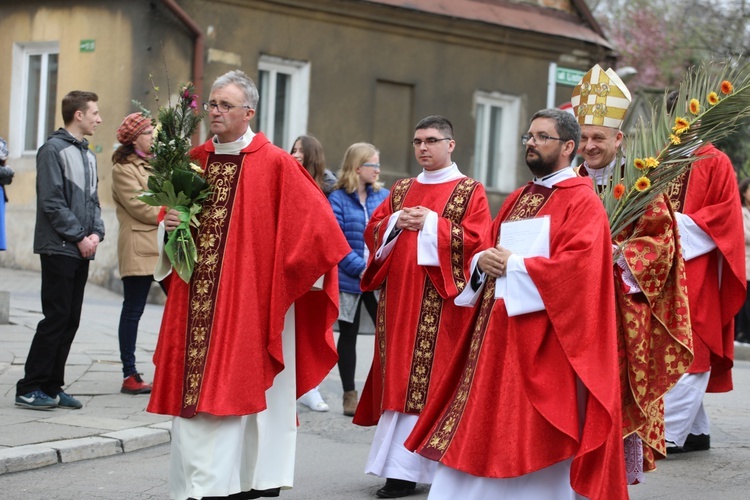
[428,460,586,500]
[664,371,711,446]
[169,306,298,500]
[365,410,438,484]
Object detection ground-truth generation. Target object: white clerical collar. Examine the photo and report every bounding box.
[582,157,618,186]
[417,162,465,184]
[533,166,576,188]
[213,127,256,155]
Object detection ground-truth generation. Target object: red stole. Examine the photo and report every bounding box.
[406,177,627,500]
[353,177,491,426]
[147,133,350,417]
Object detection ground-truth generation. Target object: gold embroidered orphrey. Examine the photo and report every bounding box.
[180,154,243,417]
[665,169,691,213]
[400,178,480,413]
[421,183,555,456]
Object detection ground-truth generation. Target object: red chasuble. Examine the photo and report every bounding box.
[353,177,491,426]
[405,177,628,500]
[147,133,350,417]
[613,194,693,468]
[666,144,746,392]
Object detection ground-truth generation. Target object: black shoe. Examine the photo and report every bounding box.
[684,433,710,451]
[201,490,279,500]
[667,433,710,454]
[246,488,281,499]
[376,478,417,498]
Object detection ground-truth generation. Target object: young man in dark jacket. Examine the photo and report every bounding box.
[16,90,105,410]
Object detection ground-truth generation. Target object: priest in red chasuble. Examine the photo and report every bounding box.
[354,115,491,499]
[405,109,628,500]
[572,65,693,483]
[662,90,746,454]
[147,70,350,500]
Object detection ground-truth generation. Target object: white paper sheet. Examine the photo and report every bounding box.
[495,216,550,300]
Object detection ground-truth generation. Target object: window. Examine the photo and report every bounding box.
[473,92,520,192]
[256,55,310,151]
[10,42,59,155]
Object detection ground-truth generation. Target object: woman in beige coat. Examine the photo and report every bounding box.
[112,113,163,394]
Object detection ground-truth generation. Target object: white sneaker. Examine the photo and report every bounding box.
[298,387,329,412]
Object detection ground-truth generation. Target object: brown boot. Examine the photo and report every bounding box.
[343,390,358,416]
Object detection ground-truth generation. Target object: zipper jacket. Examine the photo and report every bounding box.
[34,128,105,259]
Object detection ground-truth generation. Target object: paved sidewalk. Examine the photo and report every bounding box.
[2,263,750,491]
[0,265,377,478]
[0,266,172,475]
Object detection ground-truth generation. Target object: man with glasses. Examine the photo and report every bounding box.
[149,70,350,500]
[354,115,491,498]
[405,108,626,499]
[572,65,693,483]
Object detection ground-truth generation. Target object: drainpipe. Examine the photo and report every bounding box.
[159,0,204,144]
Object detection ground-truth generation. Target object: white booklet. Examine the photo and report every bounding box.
[495,215,551,300]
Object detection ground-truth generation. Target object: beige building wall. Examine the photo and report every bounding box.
[0,1,191,290]
[0,0,612,289]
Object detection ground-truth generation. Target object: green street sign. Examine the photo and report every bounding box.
[80,40,95,53]
[556,67,585,87]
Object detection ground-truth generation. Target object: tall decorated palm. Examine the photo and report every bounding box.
[603,58,750,240]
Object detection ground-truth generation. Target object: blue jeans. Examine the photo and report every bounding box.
[118,275,162,377]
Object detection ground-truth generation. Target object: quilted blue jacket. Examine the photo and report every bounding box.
[328,185,389,294]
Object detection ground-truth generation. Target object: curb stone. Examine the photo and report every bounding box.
[0,424,173,474]
[0,444,58,475]
[102,427,170,453]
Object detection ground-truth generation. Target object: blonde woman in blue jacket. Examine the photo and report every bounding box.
[328,142,389,415]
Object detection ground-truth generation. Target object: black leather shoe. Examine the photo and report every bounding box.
[376,478,417,498]
[246,488,281,499]
[201,493,254,499]
[667,433,710,454]
[684,433,710,451]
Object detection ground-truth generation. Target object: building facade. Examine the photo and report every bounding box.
[0,0,615,288]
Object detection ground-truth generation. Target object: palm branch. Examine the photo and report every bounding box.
[602,58,750,238]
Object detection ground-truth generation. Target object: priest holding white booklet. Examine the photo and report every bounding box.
[404,108,628,500]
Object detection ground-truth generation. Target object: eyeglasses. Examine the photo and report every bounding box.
[361,163,381,168]
[412,137,452,147]
[203,102,252,113]
[521,133,566,146]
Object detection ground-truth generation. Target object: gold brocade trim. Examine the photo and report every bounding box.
[444,178,479,292]
[405,281,442,412]
[422,278,496,455]
[506,184,555,222]
[390,178,414,212]
[376,287,388,385]
[403,178,479,412]
[180,156,242,416]
[665,169,691,213]
[616,197,693,458]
